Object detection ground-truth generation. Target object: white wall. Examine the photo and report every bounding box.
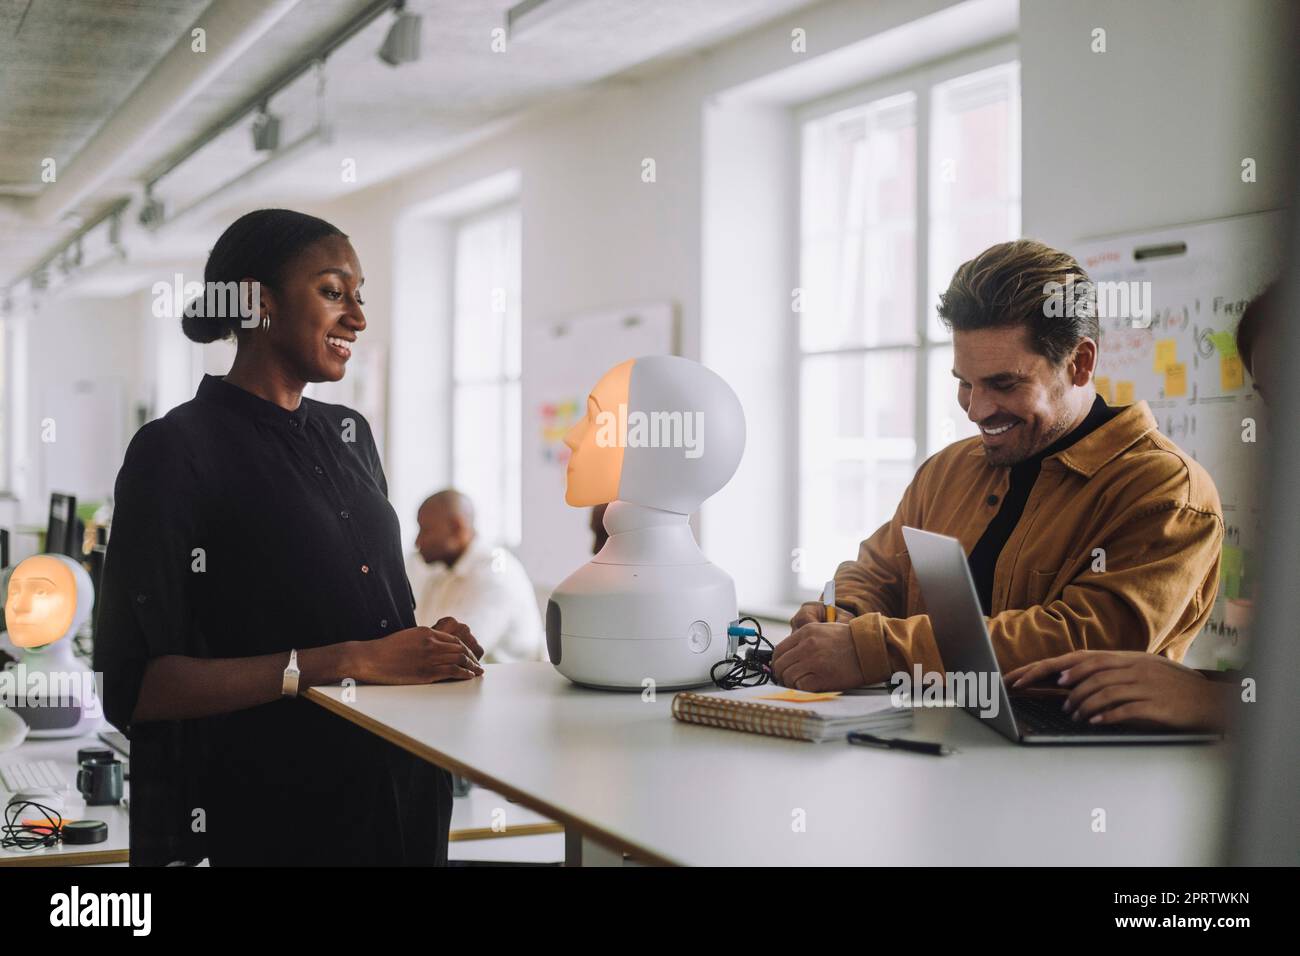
[1020,0,1294,246]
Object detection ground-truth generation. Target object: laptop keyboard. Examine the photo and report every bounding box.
[1011,696,1155,736]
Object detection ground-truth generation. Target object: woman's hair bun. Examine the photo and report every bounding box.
[181,309,230,344]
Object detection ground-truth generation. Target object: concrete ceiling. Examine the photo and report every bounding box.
[0,0,818,292]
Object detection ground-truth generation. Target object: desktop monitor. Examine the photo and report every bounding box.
[45,492,78,558]
[0,527,8,569]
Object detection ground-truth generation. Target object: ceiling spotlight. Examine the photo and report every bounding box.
[378,1,421,66]
[252,104,281,152]
[138,187,166,228]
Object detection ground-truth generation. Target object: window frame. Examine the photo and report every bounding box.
[790,41,1020,603]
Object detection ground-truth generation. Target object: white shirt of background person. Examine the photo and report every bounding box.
[406,539,544,663]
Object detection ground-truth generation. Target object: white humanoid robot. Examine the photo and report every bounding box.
[1,553,102,738]
[547,355,746,690]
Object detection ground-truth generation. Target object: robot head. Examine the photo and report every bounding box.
[563,355,746,514]
[3,554,93,649]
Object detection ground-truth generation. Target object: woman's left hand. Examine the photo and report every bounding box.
[433,616,484,662]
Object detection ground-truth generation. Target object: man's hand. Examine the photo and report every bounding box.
[789,601,828,631]
[771,622,864,691]
[1005,650,1229,731]
[433,616,484,661]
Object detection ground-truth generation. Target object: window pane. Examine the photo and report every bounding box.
[928,61,1021,341]
[453,382,505,545]
[799,351,916,590]
[926,343,980,458]
[800,93,917,351]
[453,209,520,383]
[503,379,521,546]
[451,206,521,548]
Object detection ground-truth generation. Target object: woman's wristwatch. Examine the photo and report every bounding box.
[282,648,301,697]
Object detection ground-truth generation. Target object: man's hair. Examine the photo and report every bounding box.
[937,239,1098,365]
[1235,282,1281,377]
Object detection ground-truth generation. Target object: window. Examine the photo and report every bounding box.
[0,315,8,493]
[451,205,521,547]
[796,54,1020,594]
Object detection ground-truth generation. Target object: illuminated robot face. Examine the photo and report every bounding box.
[562,355,746,515]
[4,554,89,649]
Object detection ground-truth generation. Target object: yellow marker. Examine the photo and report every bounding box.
[824,581,837,623]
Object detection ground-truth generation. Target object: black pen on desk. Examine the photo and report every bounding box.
[847,732,956,756]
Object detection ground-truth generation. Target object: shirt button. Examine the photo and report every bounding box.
[340,509,350,519]
[986,494,999,506]
[135,594,147,604]
[380,619,388,629]
[361,564,370,574]
[314,465,324,476]
[290,419,299,428]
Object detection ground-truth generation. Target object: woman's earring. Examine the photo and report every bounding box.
[261,313,271,331]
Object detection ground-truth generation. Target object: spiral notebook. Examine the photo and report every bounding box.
[671,686,912,743]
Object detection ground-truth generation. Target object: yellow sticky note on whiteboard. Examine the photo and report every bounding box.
[1220,354,1244,391]
[1154,339,1177,373]
[1164,362,1187,397]
[1094,376,1113,405]
[1115,381,1135,405]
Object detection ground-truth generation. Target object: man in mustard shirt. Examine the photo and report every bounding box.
[774,239,1224,692]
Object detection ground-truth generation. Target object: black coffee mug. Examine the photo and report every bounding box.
[77,756,124,806]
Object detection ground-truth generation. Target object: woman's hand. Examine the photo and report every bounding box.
[432,616,484,662]
[350,626,484,684]
[1005,650,1230,732]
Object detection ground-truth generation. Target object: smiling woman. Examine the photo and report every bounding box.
[92,209,484,866]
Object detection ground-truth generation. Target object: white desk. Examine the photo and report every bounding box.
[308,663,1230,866]
[0,733,130,867]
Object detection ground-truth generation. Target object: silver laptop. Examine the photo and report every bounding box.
[902,526,1219,745]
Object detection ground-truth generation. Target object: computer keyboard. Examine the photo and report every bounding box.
[0,760,72,792]
[1012,696,1150,736]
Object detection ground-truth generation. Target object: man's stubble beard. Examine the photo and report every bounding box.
[987,381,1077,468]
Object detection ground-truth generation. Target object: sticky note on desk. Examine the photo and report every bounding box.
[1154,339,1177,373]
[1220,354,1244,391]
[1164,362,1187,397]
[756,690,843,703]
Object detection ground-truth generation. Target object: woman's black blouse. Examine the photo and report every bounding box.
[93,374,450,865]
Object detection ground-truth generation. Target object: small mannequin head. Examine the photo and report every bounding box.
[562,355,746,514]
[3,554,93,649]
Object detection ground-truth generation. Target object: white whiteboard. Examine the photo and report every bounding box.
[1071,210,1286,669]
[518,302,676,589]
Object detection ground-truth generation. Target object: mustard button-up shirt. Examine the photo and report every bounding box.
[838,401,1224,683]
